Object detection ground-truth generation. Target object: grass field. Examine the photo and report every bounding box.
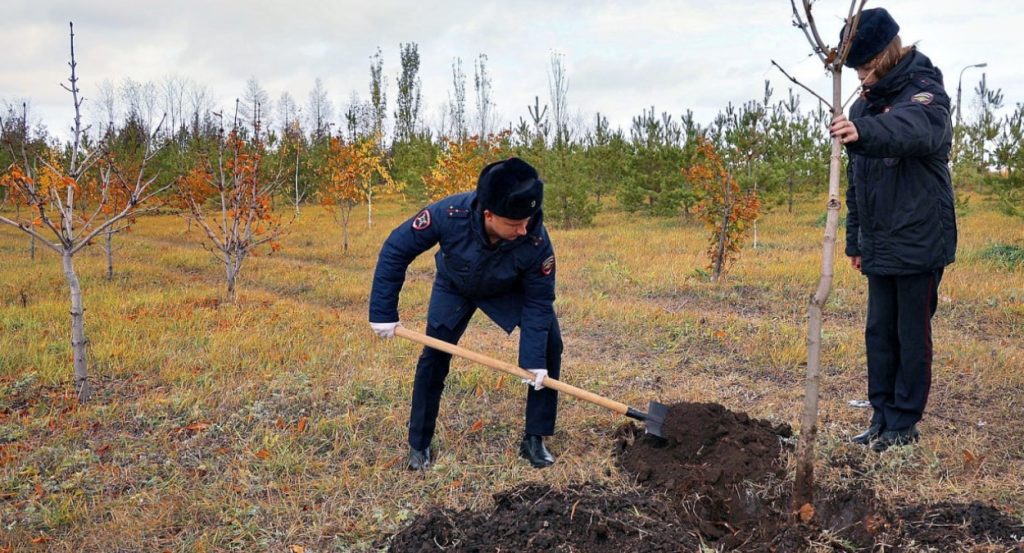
[1,195,1022,551]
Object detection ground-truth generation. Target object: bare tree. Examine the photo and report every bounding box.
[774,0,866,511]
[474,53,495,139]
[307,77,333,142]
[0,23,168,401]
[548,51,570,148]
[447,57,468,141]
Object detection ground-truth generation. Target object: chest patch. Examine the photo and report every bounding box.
[412,209,431,231]
[911,92,934,105]
[540,255,555,276]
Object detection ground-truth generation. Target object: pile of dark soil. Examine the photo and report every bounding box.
[386,402,1024,552]
[615,401,793,544]
[387,482,699,553]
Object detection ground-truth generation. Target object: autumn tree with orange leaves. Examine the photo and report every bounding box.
[319,134,396,252]
[176,113,289,303]
[0,23,168,401]
[686,137,761,282]
[423,135,502,201]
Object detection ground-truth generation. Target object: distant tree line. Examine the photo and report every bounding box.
[2,45,1022,231]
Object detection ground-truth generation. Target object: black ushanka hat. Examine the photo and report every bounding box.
[841,7,900,68]
[476,157,543,219]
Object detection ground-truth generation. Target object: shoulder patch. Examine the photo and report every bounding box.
[540,255,555,276]
[911,92,934,105]
[446,206,470,218]
[530,235,545,246]
[412,209,431,231]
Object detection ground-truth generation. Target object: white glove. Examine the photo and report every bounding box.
[521,369,548,391]
[370,321,400,339]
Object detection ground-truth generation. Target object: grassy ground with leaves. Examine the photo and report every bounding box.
[1,195,1022,551]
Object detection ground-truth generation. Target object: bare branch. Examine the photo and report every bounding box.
[790,0,827,62]
[0,215,63,253]
[835,0,869,68]
[802,0,831,62]
[771,60,834,111]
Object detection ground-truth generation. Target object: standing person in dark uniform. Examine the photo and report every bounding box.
[831,7,957,452]
[369,157,562,470]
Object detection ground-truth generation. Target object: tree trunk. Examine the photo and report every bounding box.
[225,256,238,303]
[62,251,91,402]
[294,150,301,216]
[30,235,36,260]
[788,175,795,214]
[712,172,732,283]
[105,226,114,281]
[793,69,844,509]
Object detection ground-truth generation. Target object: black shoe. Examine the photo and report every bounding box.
[407,446,432,471]
[519,434,555,468]
[850,423,884,445]
[871,426,920,452]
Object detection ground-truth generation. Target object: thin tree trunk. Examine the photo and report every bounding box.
[226,255,238,303]
[105,226,114,281]
[713,172,732,282]
[293,149,301,216]
[788,175,795,214]
[30,235,36,260]
[793,69,844,508]
[63,251,91,402]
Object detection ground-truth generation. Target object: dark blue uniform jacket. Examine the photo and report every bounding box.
[369,192,557,369]
[845,49,957,275]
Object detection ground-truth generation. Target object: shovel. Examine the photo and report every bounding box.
[394,326,668,438]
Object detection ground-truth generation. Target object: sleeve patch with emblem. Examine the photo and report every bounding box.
[540,255,555,276]
[411,209,431,231]
[911,92,934,105]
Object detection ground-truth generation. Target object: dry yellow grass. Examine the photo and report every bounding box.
[0,194,1021,551]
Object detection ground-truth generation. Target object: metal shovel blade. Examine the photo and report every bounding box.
[625,400,669,439]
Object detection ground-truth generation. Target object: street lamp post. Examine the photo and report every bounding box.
[956,62,988,128]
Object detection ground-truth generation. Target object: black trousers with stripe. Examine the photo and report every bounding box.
[865,268,943,432]
[407,307,562,451]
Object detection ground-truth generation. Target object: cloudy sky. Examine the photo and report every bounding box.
[3,0,1021,141]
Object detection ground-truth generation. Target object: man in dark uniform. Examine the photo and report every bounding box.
[831,8,957,452]
[368,157,562,470]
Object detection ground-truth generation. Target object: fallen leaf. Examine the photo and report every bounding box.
[475,384,484,397]
[496,375,505,388]
[963,449,976,464]
[275,418,286,429]
[468,419,484,433]
[33,483,44,500]
[798,502,815,523]
[289,546,305,553]
[30,535,52,544]
[296,416,308,433]
[254,449,271,460]
[181,421,211,433]
[95,444,111,456]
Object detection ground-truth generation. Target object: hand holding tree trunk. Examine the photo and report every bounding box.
[775,0,866,512]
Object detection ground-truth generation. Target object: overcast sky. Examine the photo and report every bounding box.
[3,0,1021,142]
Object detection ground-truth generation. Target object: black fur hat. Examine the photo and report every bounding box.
[476,157,543,219]
[841,7,900,68]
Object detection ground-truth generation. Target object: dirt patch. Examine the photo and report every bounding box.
[615,401,792,545]
[386,402,1021,552]
[387,483,699,553]
[890,502,1024,550]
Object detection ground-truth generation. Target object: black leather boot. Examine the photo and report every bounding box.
[871,425,920,452]
[407,446,432,471]
[850,423,884,445]
[519,434,555,468]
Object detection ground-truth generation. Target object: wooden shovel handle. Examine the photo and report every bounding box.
[394,326,630,417]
